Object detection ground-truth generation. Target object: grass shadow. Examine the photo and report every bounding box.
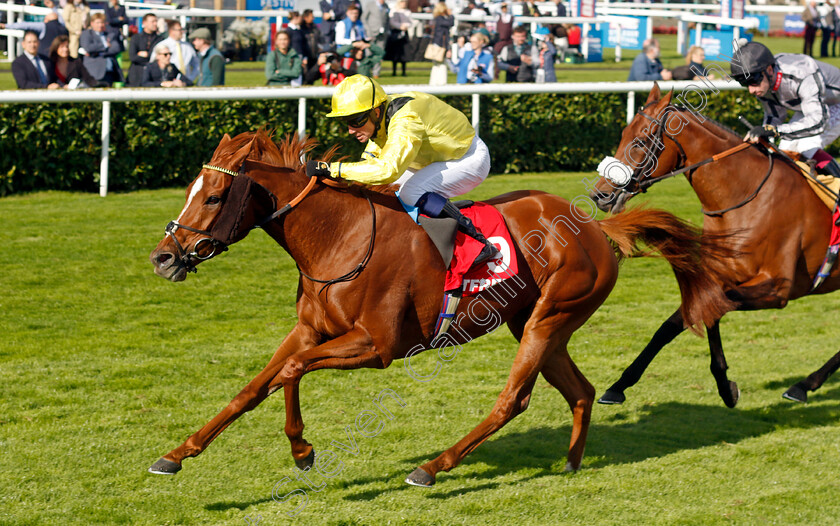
[204,497,273,512]
[340,387,840,500]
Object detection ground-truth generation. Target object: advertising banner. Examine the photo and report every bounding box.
[601,15,647,50]
[688,28,751,61]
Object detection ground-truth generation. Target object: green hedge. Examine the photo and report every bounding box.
[0,90,792,196]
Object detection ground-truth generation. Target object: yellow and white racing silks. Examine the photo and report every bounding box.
[330,91,475,185]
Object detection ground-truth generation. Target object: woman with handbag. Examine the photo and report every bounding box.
[427,1,453,85]
[385,0,412,76]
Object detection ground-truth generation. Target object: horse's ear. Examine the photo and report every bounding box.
[662,90,674,105]
[646,83,661,104]
[219,134,232,147]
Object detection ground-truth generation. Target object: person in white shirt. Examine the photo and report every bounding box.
[335,4,366,47]
[150,20,200,82]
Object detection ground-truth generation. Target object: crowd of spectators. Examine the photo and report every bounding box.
[6,0,713,90]
[7,6,225,89]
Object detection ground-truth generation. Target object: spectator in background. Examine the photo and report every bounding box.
[386,0,411,76]
[553,0,567,17]
[429,1,453,85]
[287,11,313,70]
[448,34,468,73]
[335,4,366,47]
[302,9,322,62]
[190,27,225,86]
[566,23,580,54]
[337,39,383,77]
[44,0,65,26]
[142,42,191,87]
[80,13,123,86]
[493,3,514,54]
[49,34,101,87]
[522,0,540,17]
[319,0,353,50]
[531,26,555,82]
[803,0,819,57]
[0,12,68,57]
[306,52,351,85]
[12,31,59,89]
[128,13,161,86]
[821,0,835,58]
[104,0,127,45]
[833,0,840,56]
[627,38,672,81]
[265,30,302,86]
[454,31,493,83]
[671,45,713,80]
[361,0,388,76]
[151,20,200,83]
[62,0,89,58]
[497,26,531,82]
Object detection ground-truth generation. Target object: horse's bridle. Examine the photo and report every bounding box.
[612,104,773,216]
[163,162,375,293]
[164,163,318,274]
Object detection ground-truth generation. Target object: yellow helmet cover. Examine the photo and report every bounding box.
[326,75,388,118]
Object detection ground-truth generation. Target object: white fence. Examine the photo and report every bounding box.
[0,80,743,196]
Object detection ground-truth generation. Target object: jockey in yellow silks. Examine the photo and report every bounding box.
[305,74,498,265]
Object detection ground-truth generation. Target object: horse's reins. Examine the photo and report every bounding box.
[168,162,376,293]
[630,106,775,216]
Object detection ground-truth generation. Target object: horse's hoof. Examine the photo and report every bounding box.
[782,383,808,403]
[148,457,181,475]
[597,390,625,405]
[564,461,580,473]
[722,380,740,408]
[294,449,315,471]
[405,467,435,487]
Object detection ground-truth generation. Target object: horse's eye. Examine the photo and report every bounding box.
[205,195,221,205]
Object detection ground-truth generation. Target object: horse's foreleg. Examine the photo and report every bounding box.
[405,330,550,487]
[539,345,595,472]
[276,327,383,469]
[708,320,739,408]
[784,349,840,402]
[148,324,318,475]
[598,308,685,405]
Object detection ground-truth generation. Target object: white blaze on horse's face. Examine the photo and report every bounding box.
[177,175,204,222]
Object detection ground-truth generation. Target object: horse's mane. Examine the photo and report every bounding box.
[228,129,400,196]
[666,104,742,142]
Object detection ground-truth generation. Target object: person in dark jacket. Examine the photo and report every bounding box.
[12,31,59,89]
[128,12,161,86]
[104,0,128,47]
[80,13,124,86]
[49,34,102,87]
[141,42,192,87]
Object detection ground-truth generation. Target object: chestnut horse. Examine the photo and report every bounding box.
[148,130,730,486]
[590,85,840,408]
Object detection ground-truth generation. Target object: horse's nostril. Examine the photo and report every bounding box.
[156,252,173,267]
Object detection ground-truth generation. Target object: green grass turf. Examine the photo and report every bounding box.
[2,170,840,525]
[4,33,840,90]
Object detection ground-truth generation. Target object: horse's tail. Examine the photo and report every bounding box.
[597,207,736,335]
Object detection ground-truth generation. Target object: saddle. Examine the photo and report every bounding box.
[788,153,840,209]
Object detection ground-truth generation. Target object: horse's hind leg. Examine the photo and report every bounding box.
[406,321,576,487]
[540,343,595,472]
[599,308,685,405]
[784,349,840,402]
[708,320,740,408]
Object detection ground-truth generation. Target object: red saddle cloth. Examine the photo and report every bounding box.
[445,202,520,296]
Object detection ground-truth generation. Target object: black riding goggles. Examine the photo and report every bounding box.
[732,72,763,87]
[341,111,371,128]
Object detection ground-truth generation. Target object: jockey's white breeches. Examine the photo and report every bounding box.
[779,103,840,157]
[395,136,491,206]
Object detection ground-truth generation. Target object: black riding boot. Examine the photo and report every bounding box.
[822,159,840,225]
[439,200,499,265]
